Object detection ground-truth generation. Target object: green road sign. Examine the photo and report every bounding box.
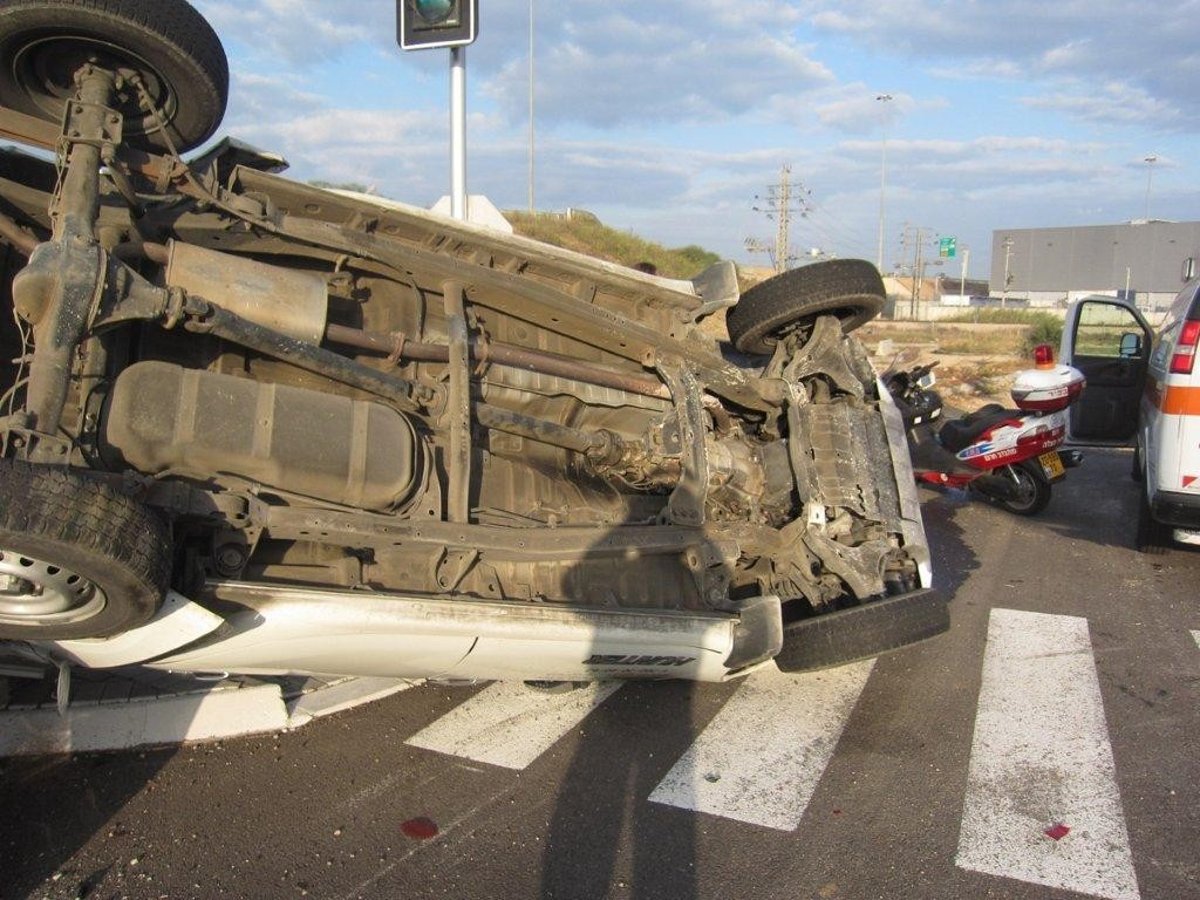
[939,236,956,258]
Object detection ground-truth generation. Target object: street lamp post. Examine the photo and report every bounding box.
[1143,154,1158,221]
[1001,236,1014,308]
[876,93,893,274]
[528,0,535,213]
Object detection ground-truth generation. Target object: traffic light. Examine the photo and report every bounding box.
[397,0,478,50]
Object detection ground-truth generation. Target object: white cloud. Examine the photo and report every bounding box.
[194,0,381,64]
[1021,81,1185,129]
[173,0,1199,272]
[800,0,1200,131]
[482,3,833,129]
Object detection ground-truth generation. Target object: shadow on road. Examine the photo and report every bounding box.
[1039,448,1200,558]
[540,679,703,900]
[0,739,176,899]
[917,487,981,600]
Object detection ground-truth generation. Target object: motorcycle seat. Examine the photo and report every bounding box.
[938,404,1019,453]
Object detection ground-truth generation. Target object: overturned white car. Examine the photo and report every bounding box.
[0,0,940,684]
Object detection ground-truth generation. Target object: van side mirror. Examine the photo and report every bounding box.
[1119,332,1143,358]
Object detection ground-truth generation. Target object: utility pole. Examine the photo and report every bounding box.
[776,166,791,274]
[744,237,775,270]
[912,226,924,320]
[959,246,970,301]
[1001,236,1014,308]
[749,165,807,273]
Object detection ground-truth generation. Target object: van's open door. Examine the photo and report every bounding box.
[1060,297,1153,442]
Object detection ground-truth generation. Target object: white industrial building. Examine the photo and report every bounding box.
[990,220,1200,310]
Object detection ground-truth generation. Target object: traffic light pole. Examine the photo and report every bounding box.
[450,46,467,220]
[396,1,477,221]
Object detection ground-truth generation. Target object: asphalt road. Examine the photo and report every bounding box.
[2,449,1198,900]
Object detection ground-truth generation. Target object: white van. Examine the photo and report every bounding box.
[1061,283,1200,551]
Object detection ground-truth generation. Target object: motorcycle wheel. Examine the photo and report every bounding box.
[0,460,171,640]
[0,0,228,153]
[989,460,1051,516]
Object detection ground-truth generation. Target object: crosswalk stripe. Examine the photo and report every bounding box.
[956,608,1140,900]
[405,680,622,769]
[647,660,874,831]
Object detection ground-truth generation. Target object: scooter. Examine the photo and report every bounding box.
[885,346,1086,516]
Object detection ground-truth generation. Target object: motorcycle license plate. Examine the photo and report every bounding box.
[1039,451,1065,480]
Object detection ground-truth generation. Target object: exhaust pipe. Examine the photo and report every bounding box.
[972,472,1021,501]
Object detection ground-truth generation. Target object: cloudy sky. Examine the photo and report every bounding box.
[191,0,1198,279]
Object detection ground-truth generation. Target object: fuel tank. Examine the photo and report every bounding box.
[101,361,423,511]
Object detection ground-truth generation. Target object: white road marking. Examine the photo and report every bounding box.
[647,660,874,831]
[956,608,1140,900]
[405,680,622,769]
[0,684,289,756]
[1192,630,1199,650]
[287,677,417,727]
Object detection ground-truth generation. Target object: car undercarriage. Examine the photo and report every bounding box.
[0,0,942,684]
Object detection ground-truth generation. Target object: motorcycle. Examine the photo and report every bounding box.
[885,346,1086,515]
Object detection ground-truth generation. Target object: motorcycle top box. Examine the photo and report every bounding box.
[1009,351,1087,413]
[0,0,943,684]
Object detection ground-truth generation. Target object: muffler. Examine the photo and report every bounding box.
[971,472,1021,501]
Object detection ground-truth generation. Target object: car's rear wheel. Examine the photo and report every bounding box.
[0,0,228,153]
[1135,481,1171,554]
[0,460,171,639]
[726,259,885,355]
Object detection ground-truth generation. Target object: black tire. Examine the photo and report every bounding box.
[1130,443,1143,483]
[1135,481,1170,554]
[726,259,885,355]
[0,0,228,153]
[989,460,1051,516]
[0,460,170,639]
[775,590,949,673]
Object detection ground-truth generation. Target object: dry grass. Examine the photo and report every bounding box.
[933,327,1023,356]
[506,211,720,280]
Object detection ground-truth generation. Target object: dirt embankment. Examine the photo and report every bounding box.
[700,315,1035,412]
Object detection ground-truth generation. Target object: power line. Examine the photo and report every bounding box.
[747,164,808,272]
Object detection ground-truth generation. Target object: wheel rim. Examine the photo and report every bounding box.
[766,303,869,341]
[0,547,107,626]
[10,35,175,140]
[1002,466,1038,511]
